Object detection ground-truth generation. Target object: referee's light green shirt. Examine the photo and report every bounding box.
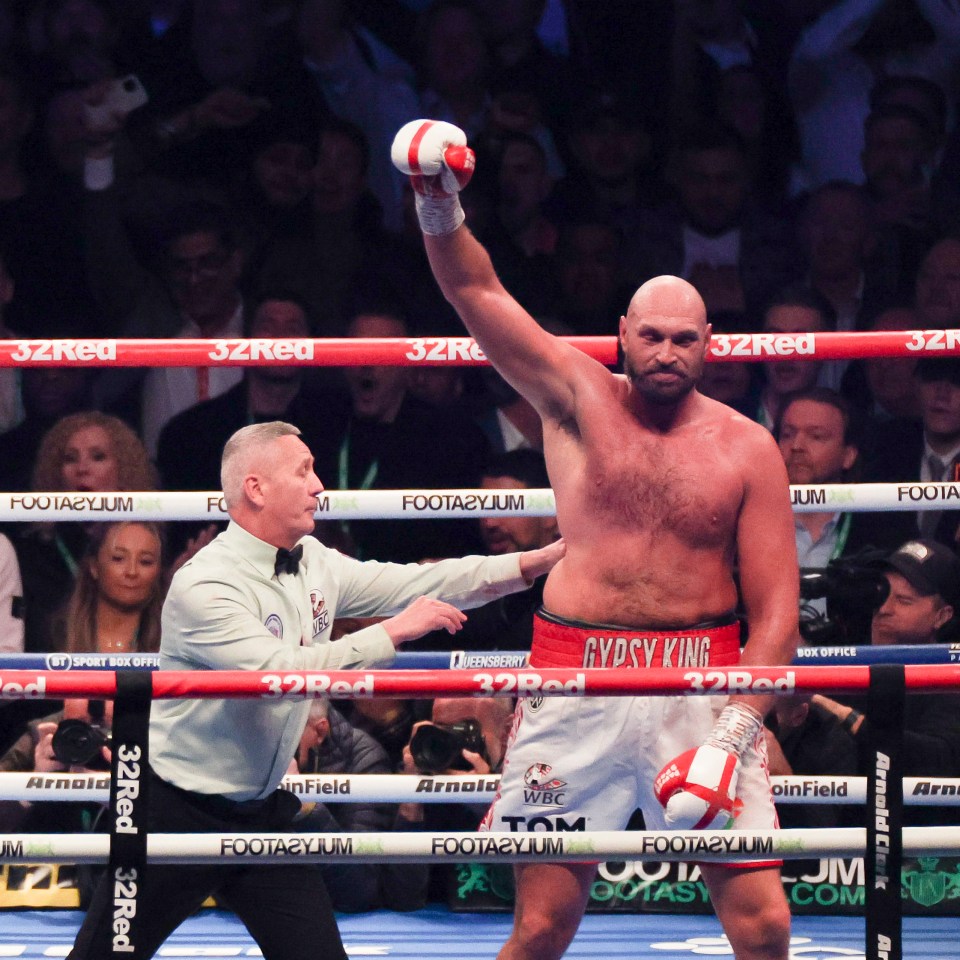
[150,521,529,800]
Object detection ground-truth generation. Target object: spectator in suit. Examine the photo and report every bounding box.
[841,306,922,465]
[914,235,960,330]
[311,309,489,563]
[157,291,324,492]
[619,123,799,318]
[85,196,248,451]
[798,181,899,336]
[548,87,657,226]
[861,104,942,290]
[156,290,325,555]
[478,131,559,318]
[864,356,960,548]
[757,284,836,429]
[698,309,763,417]
[251,117,415,335]
[293,0,420,233]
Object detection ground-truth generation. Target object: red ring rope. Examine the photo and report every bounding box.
[3,664,960,700]
[0,330,957,367]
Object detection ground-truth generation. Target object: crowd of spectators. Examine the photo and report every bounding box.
[1,0,960,911]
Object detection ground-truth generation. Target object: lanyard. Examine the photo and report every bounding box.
[54,533,79,578]
[338,425,378,491]
[338,426,378,558]
[829,512,852,562]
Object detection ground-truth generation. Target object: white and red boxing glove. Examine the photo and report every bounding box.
[390,119,475,236]
[654,702,762,830]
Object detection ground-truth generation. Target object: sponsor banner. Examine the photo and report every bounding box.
[207,339,315,363]
[449,857,960,916]
[450,652,527,669]
[398,492,555,515]
[405,337,487,363]
[711,332,816,359]
[791,482,960,514]
[2,848,958,916]
[261,673,376,699]
[8,340,118,363]
[0,675,46,699]
[0,485,957,521]
[0,493,211,522]
[44,654,160,671]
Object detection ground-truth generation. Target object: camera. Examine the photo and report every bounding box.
[410,719,488,773]
[799,553,890,644]
[52,719,111,769]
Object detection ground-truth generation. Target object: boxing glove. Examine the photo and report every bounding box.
[390,120,475,235]
[654,702,762,830]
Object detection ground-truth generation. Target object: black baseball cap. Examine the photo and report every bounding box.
[914,356,960,386]
[884,539,960,607]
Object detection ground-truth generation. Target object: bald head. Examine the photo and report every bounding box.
[627,275,708,328]
[620,276,711,406]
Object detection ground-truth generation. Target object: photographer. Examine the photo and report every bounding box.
[382,697,515,911]
[784,539,960,827]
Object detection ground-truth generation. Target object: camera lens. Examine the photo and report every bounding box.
[51,719,109,767]
[410,719,489,773]
[410,724,462,773]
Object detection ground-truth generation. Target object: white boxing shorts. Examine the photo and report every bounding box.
[481,610,779,867]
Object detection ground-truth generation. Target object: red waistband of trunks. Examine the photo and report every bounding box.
[529,609,741,669]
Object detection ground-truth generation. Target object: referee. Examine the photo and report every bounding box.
[69,421,564,959]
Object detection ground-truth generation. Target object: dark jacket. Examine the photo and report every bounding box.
[862,419,960,549]
[296,705,396,912]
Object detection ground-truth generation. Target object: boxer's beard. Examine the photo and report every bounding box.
[624,354,697,405]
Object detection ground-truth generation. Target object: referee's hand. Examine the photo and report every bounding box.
[382,595,467,646]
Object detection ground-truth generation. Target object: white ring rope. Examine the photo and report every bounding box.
[1,827,957,864]
[2,773,958,805]
[0,482,956,521]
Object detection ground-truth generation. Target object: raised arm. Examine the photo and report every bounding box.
[391,120,585,420]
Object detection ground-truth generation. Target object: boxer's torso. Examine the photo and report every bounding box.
[542,371,751,627]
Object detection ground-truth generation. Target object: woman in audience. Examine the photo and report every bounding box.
[0,521,165,838]
[13,411,157,654]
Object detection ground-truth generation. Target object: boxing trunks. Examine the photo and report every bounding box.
[482,610,779,867]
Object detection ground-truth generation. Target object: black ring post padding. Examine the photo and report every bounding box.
[863,663,905,960]
[107,669,153,959]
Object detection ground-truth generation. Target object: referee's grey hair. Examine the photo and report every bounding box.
[220,421,301,508]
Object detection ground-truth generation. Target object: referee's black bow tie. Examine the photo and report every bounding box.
[274,545,303,577]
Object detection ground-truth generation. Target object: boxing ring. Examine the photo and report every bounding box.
[1,330,959,958]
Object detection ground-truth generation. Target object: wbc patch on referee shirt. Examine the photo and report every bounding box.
[310,590,330,636]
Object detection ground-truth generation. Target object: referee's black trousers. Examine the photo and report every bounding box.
[69,770,348,960]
